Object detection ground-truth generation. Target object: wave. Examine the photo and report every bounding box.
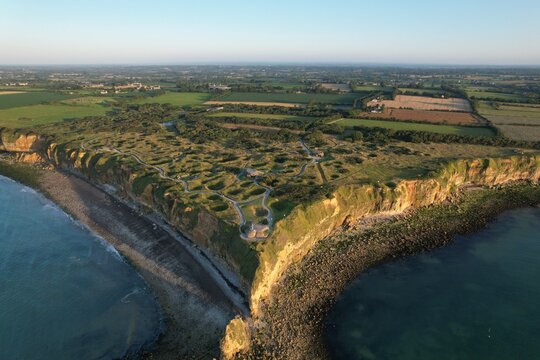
[121,287,143,304]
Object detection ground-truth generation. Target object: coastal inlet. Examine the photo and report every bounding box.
[326,207,540,360]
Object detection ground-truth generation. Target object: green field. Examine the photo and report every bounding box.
[217,92,362,105]
[466,89,527,102]
[132,92,211,106]
[477,101,540,120]
[336,118,496,137]
[0,91,74,109]
[206,112,315,122]
[60,96,114,106]
[398,88,447,96]
[0,103,110,128]
[353,85,394,93]
[477,101,540,141]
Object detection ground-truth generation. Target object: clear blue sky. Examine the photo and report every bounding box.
[1,0,539,65]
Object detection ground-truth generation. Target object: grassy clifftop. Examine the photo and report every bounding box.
[44,142,259,284]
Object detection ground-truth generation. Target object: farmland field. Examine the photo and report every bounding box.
[361,108,483,125]
[132,92,212,106]
[206,112,315,122]
[477,102,540,121]
[320,83,351,92]
[493,125,540,142]
[0,103,110,128]
[214,92,363,105]
[0,91,74,109]
[368,95,472,112]
[397,88,448,96]
[466,89,527,102]
[335,118,495,137]
[353,85,394,93]
[477,101,540,141]
[60,96,114,106]
[0,91,26,95]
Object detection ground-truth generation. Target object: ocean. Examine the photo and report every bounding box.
[0,176,162,359]
[326,207,540,360]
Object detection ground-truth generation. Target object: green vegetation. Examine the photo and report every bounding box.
[0,91,74,109]
[0,103,110,128]
[132,92,211,107]
[206,112,315,122]
[335,118,496,137]
[477,101,540,141]
[217,92,362,105]
[466,89,528,102]
[0,160,41,188]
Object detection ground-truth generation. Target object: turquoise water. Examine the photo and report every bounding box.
[326,207,540,360]
[0,176,162,359]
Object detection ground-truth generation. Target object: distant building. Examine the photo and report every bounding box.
[85,83,105,89]
[246,223,270,239]
[206,106,224,112]
[320,83,351,93]
[246,168,263,178]
[114,82,143,90]
[209,83,231,91]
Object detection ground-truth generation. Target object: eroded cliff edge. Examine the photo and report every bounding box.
[223,155,539,359]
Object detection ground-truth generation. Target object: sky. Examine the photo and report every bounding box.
[1,0,539,66]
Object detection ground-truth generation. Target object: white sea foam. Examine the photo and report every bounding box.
[20,186,37,194]
[121,287,143,303]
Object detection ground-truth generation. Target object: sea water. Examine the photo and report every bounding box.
[0,176,162,359]
[326,207,540,360]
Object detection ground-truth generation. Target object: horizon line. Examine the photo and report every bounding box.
[1,61,540,69]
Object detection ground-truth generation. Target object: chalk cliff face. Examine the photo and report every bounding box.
[0,130,45,153]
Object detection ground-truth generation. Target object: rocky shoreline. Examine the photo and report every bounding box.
[0,158,241,359]
[238,183,540,359]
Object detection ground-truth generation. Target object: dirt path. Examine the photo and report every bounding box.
[38,170,239,359]
[299,138,327,183]
[0,91,27,95]
[90,143,275,241]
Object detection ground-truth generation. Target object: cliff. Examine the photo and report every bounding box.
[0,129,45,153]
[221,154,540,358]
[43,142,259,285]
[251,156,539,314]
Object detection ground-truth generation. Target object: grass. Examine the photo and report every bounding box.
[132,92,211,107]
[0,103,110,128]
[353,85,394,92]
[494,125,540,142]
[0,91,74,109]
[60,96,114,106]
[477,102,540,119]
[398,88,447,96]
[217,92,363,105]
[206,112,315,122]
[336,118,496,137]
[0,160,41,188]
[477,101,540,141]
[466,89,527,102]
